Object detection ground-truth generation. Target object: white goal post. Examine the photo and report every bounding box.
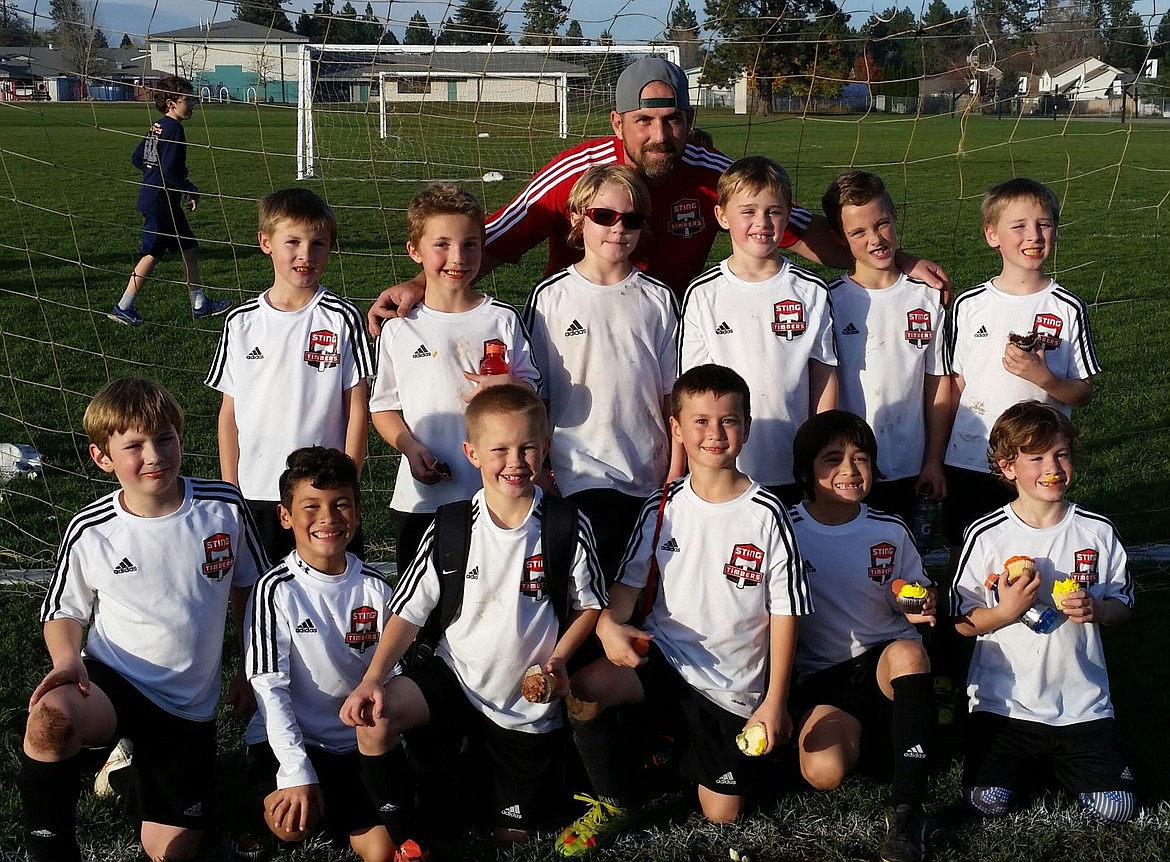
[296,44,680,180]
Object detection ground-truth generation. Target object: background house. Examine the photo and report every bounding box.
[0,46,148,102]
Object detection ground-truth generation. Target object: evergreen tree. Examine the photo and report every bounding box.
[0,0,37,46]
[234,0,295,32]
[520,0,566,45]
[439,0,512,46]
[50,0,109,78]
[119,32,132,48]
[404,10,435,45]
[564,19,587,46]
[667,0,703,69]
[357,3,385,43]
[1100,0,1146,71]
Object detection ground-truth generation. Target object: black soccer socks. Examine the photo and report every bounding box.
[20,752,82,862]
[890,672,935,809]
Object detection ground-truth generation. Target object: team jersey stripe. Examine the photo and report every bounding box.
[389,521,438,617]
[250,566,294,676]
[682,143,732,172]
[42,498,119,620]
[205,298,262,386]
[1052,286,1102,375]
[1072,509,1133,603]
[319,292,375,379]
[614,480,684,589]
[948,508,1010,614]
[522,269,574,329]
[750,490,813,614]
[487,298,544,390]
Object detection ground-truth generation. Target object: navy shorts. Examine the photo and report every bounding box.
[84,659,215,830]
[139,199,197,258]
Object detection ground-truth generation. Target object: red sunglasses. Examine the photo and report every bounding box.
[585,207,647,229]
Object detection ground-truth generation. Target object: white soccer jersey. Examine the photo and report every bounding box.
[523,266,679,498]
[951,503,1132,726]
[829,274,946,481]
[679,259,837,486]
[391,488,605,733]
[369,296,540,514]
[41,479,266,721]
[943,279,1100,473]
[617,479,811,718]
[788,503,928,680]
[205,287,373,501]
[245,552,396,789]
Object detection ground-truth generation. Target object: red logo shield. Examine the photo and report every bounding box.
[724,543,765,589]
[304,328,341,371]
[201,532,234,580]
[772,299,806,340]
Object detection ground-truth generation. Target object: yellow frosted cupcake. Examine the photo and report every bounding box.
[890,578,929,614]
[1052,578,1079,608]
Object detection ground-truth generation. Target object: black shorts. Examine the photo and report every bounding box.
[963,713,1136,795]
[249,499,365,566]
[866,478,919,527]
[245,741,381,838]
[566,488,646,586]
[791,641,896,732]
[391,510,436,574]
[941,466,1014,546]
[139,202,197,258]
[84,659,215,830]
[403,656,557,830]
[636,646,767,797]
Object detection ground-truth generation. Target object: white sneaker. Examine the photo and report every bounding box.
[94,738,134,798]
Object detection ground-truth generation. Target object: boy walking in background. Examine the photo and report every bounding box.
[953,401,1136,824]
[111,75,232,325]
[342,385,604,859]
[20,377,266,862]
[370,183,540,573]
[821,171,949,524]
[206,188,373,562]
[679,156,837,505]
[557,365,810,857]
[245,447,394,861]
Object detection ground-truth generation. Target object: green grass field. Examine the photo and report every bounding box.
[2,101,1170,860]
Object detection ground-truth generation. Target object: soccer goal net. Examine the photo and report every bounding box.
[297,44,678,181]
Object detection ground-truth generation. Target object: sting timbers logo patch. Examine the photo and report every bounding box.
[724,543,764,589]
[520,555,547,600]
[305,329,341,371]
[868,542,896,584]
[1033,312,1064,350]
[1073,548,1100,587]
[904,308,934,348]
[772,299,806,340]
[201,532,234,581]
[345,605,379,652]
[668,198,704,238]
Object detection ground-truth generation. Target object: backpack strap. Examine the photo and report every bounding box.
[410,499,473,663]
[540,495,578,635]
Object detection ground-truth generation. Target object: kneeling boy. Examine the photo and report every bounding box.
[557,364,811,857]
[245,447,395,861]
[20,378,266,862]
[340,385,604,859]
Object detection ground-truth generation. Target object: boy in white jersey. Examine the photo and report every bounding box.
[941,178,1099,560]
[820,171,949,524]
[952,401,1136,824]
[20,378,266,862]
[679,156,838,506]
[244,447,394,861]
[787,410,936,862]
[206,188,373,562]
[341,385,604,860]
[370,183,540,574]
[555,365,811,858]
[523,164,681,585]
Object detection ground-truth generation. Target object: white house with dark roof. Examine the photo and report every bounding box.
[0,46,148,101]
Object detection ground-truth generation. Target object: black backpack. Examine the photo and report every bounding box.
[409,495,579,662]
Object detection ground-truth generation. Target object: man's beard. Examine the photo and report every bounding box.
[635,143,681,180]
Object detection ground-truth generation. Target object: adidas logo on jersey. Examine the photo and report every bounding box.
[974,326,989,338]
[466,566,480,580]
[113,557,137,575]
[379,803,399,813]
[564,320,587,337]
[500,804,523,820]
[902,744,927,760]
[714,321,734,335]
[183,803,203,817]
[660,537,681,552]
[295,618,318,633]
[842,322,860,335]
[715,772,737,786]
[412,344,432,359]
[804,559,817,573]
[1121,767,1134,781]
[246,346,264,360]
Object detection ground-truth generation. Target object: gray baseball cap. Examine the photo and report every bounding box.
[614,57,690,113]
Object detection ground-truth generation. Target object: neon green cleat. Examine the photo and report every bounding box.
[556,793,637,857]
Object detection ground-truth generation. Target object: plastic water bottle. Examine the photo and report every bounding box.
[911,497,935,555]
[479,340,509,375]
[0,443,43,481]
[984,573,1058,634]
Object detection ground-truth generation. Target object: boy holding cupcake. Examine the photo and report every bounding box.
[786,410,937,862]
[951,401,1137,823]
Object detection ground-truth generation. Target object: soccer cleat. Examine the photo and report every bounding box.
[393,839,428,862]
[192,297,233,319]
[880,804,927,862]
[94,738,134,800]
[108,304,144,326]
[556,793,637,857]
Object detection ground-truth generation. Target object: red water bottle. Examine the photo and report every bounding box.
[479,339,509,375]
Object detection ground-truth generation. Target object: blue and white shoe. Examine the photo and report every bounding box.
[193,297,233,319]
[108,304,144,326]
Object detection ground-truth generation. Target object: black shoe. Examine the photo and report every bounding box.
[880,804,927,862]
